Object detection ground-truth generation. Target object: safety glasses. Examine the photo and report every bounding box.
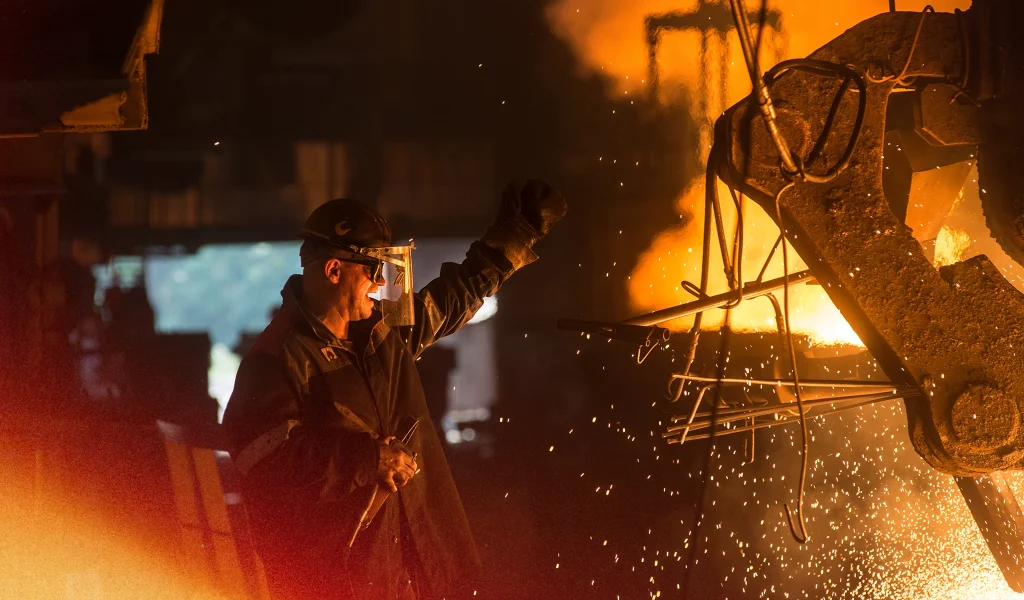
[318,243,416,325]
[356,258,385,284]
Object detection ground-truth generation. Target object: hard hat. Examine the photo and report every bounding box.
[299,199,417,327]
[299,198,392,249]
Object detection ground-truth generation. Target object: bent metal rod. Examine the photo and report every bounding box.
[623,270,815,327]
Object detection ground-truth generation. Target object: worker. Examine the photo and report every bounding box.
[222,180,566,600]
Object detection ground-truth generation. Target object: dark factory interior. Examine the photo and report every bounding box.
[3,0,1024,598]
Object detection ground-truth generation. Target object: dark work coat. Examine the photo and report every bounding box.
[222,228,537,600]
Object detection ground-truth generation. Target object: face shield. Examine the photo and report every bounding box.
[362,243,416,327]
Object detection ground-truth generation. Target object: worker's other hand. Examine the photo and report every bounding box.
[376,436,418,493]
[495,179,567,240]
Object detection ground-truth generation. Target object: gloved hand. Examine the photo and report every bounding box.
[376,436,418,492]
[495,179,567,242]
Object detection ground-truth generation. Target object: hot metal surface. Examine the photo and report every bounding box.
[956,473,1024,591]
[718,9,1024,476]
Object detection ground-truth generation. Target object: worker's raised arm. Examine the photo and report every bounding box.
[404,180,566,357]
[222,351,379,503]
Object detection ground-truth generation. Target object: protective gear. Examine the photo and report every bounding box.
[494,179,567,241]
[300,198,392,249]
[223,242,517,599]
[476,179,566,273]
[223,181,564,600]
[376,437,418,493]
[300,199,416,327]
[370,243,416,327]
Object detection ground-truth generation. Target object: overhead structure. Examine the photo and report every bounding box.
[0,0,163,138]
[0,0,165,401]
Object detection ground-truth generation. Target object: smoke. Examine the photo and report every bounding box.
[546,0,969,103]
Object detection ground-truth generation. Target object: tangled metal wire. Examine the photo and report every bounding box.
[657,1,986,594]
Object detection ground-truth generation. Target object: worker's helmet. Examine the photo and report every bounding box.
[300,198,392,249]
[300,199,416,326]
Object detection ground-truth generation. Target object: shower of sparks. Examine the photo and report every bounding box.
[540,1,1024,597]
[564,333,1024,598]
[683,400,1024,599]
[558,357,1024,598]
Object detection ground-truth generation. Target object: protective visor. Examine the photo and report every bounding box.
[360,243,416,327]
[310,242,416,326]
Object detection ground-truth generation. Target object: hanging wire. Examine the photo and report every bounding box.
[678,146,720,377]
[723,0,773,304]
[711,182,737,287]
[774,181,810,543]
[865,5,934,86]
[950,8,981,107]
[761,59,867,184]
[682,4,769,593]
[675,0,959,560]
[756,234,784,283]
[725,0,815,543]
[728,0,799,175]
[679,148,726,597]
[721,0,876,545]
[723,183,745,308]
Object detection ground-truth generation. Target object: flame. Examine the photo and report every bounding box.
[934,225,972,267]
[546,3,1024,599]
[628,180,862,345]
[548,0,969,346]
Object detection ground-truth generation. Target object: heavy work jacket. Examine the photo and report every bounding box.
[222,229,536,600]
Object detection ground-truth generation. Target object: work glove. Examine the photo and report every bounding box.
[481,179,566,271]
[494,179,567,243]
[376,436,418,493]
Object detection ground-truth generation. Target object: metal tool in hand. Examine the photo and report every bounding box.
[348,416,419,547]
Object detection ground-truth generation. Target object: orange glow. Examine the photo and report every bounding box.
[628,180,862,345]
[547,0,969,104]
[934,225,972,267]
[0,431,257,600]
[0,495,234,600]
[548,0,969,345]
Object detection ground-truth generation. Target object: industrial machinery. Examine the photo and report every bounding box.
[711,0,1024,477]
[562,0,1024,591]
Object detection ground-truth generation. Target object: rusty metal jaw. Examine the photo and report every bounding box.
[714,7,1024,476]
